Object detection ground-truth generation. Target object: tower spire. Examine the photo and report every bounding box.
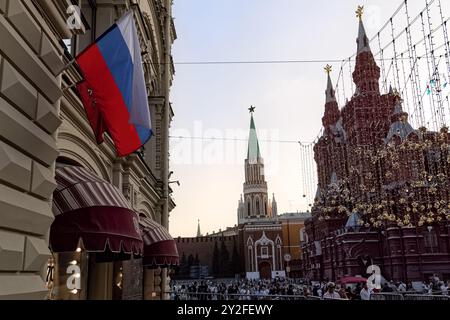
[247,106,261,164]
[196,219,201,237]
[322,65,340,128]
[356,6,371,54]
[352,5,380,94]
[324,64,336,103]
[271,193,278,217]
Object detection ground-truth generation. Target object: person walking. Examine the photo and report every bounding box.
[360,282,372,300]
[323,282,341,300]
[338,286,349,299]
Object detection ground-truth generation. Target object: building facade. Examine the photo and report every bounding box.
[0,0,177,299]
[302,13,450,282]
[278,212,311,278]
[237,110,285,279]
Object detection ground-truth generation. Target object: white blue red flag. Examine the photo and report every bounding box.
[76,11,152,157]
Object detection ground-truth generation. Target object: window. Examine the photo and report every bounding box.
[256,199,260,215]
[300,228,308,243]
[133,191,138,207]
[261,246,268,258]
[248,246,254,271]
[62,39,72,55]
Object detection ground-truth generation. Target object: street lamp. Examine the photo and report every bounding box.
[427,226,434,253]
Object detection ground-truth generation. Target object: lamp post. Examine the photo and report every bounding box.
[427,226,434,253]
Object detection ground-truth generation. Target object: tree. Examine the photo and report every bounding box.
[230,240,240,275]
[194,253,200,265]
[187,254,194,267]
[173,252,189,279]
[212,241,220,276]
[180,252,187,266]
[219,241,230,276]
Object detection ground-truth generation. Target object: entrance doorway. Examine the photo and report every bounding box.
[258,261,271,279]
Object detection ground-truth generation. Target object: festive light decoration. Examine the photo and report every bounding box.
[311,71,450,229]
[299,1,450,234]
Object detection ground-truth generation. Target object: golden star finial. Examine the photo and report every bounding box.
[324,64,332,75]
[356,5,364,21]
[248,105,255,113]
[393,88,401,98]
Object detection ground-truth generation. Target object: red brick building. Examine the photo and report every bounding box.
[301,14,450,282]
[174,230,238,279]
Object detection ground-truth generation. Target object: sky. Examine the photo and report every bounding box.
[168,0,448,237]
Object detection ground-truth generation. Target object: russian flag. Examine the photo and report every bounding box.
[76,11,152,157]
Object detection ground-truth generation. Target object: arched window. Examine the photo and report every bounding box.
[247,202,251,216]
[300,228,305,242]
[248,246,253,271]
[256,199,260,215]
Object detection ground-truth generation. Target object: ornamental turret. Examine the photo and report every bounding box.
[352,6,380,95]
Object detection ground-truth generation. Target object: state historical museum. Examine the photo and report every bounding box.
[301,14,450,282]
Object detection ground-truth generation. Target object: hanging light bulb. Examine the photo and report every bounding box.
[75,247,82,253]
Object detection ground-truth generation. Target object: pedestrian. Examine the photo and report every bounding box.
[345,286,354,300]
[360,282,372,300]
[338,286,349,299]
[397,281,406,292]
[323,282,341,300]
[381,282,393,292]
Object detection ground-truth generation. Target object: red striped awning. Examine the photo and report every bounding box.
[50,165,143,258]
[140,217,179,267]
[52,165,131,215]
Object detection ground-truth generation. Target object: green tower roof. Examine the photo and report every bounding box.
[247,113,261,163]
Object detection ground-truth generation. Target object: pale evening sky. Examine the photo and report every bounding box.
[168,0,448,237]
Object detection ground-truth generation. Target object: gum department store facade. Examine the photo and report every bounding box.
[301,14,450,282]
[0,0,178,299]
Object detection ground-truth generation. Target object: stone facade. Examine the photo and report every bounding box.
[0,0,176,299]
[0,0,67,299]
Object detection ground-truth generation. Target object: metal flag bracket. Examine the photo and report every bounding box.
[56,58,77,76]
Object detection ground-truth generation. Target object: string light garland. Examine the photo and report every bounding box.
[308,1,450,230]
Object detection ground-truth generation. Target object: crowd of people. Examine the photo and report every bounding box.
[171,278,302,300]
[170,275,450,300]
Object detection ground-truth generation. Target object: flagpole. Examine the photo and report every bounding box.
[62,83,77,92]
[56,58,77,76]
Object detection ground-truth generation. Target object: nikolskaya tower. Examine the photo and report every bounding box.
[237,107,284,280]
